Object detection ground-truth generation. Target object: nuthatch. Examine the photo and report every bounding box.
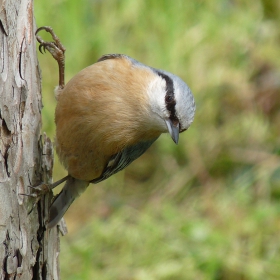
[36,26,195,228]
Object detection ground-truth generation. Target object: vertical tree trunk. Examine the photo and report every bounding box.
[0,0,61,279]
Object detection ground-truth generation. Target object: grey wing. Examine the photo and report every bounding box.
[91,138,158,184]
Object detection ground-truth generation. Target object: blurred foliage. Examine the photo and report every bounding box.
[34,0,280,279]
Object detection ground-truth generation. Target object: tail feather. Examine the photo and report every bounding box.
[47,176,89,228]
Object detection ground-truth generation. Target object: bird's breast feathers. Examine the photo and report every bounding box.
[55,57,163,181]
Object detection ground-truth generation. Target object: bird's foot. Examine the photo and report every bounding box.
[35,26,66,88]
[19,183,51,215]
[28,175,70,197]
[36,26,66,63]
[20,176,70,214]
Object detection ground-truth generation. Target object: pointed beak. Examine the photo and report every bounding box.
[165,119,179,144]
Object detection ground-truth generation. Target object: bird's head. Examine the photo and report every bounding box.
[98,54,196,144]
[145,65,196,144]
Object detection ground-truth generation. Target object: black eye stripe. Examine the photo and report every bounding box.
[156,71,179,125]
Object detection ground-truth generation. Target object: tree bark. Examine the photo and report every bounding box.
[0,0,61,279]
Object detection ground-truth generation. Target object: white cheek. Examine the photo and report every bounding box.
[146,78,169,117]
[146,78,169,131]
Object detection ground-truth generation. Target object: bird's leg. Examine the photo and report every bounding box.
[29,175,70,195]
[35,26,66,89]
[20,175,70,214]
[22,175,69,197]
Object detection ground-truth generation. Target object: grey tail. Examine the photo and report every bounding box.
[47,176,89,228]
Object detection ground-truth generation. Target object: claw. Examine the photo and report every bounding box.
[38,43,45,54]
[19,193,38,198]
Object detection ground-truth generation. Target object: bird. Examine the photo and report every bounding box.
[35,27,196,228]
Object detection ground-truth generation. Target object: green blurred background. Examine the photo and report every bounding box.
[34,0,280,279]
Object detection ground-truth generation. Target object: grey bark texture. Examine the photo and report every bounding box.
[0,0,61,279]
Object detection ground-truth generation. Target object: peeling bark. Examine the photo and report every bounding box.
[0,0,60,279]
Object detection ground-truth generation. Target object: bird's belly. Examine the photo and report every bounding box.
[55,140,107,182]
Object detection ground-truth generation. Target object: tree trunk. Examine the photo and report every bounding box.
[0,0,61,279]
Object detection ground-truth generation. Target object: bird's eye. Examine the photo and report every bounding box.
[165,94,174,103]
